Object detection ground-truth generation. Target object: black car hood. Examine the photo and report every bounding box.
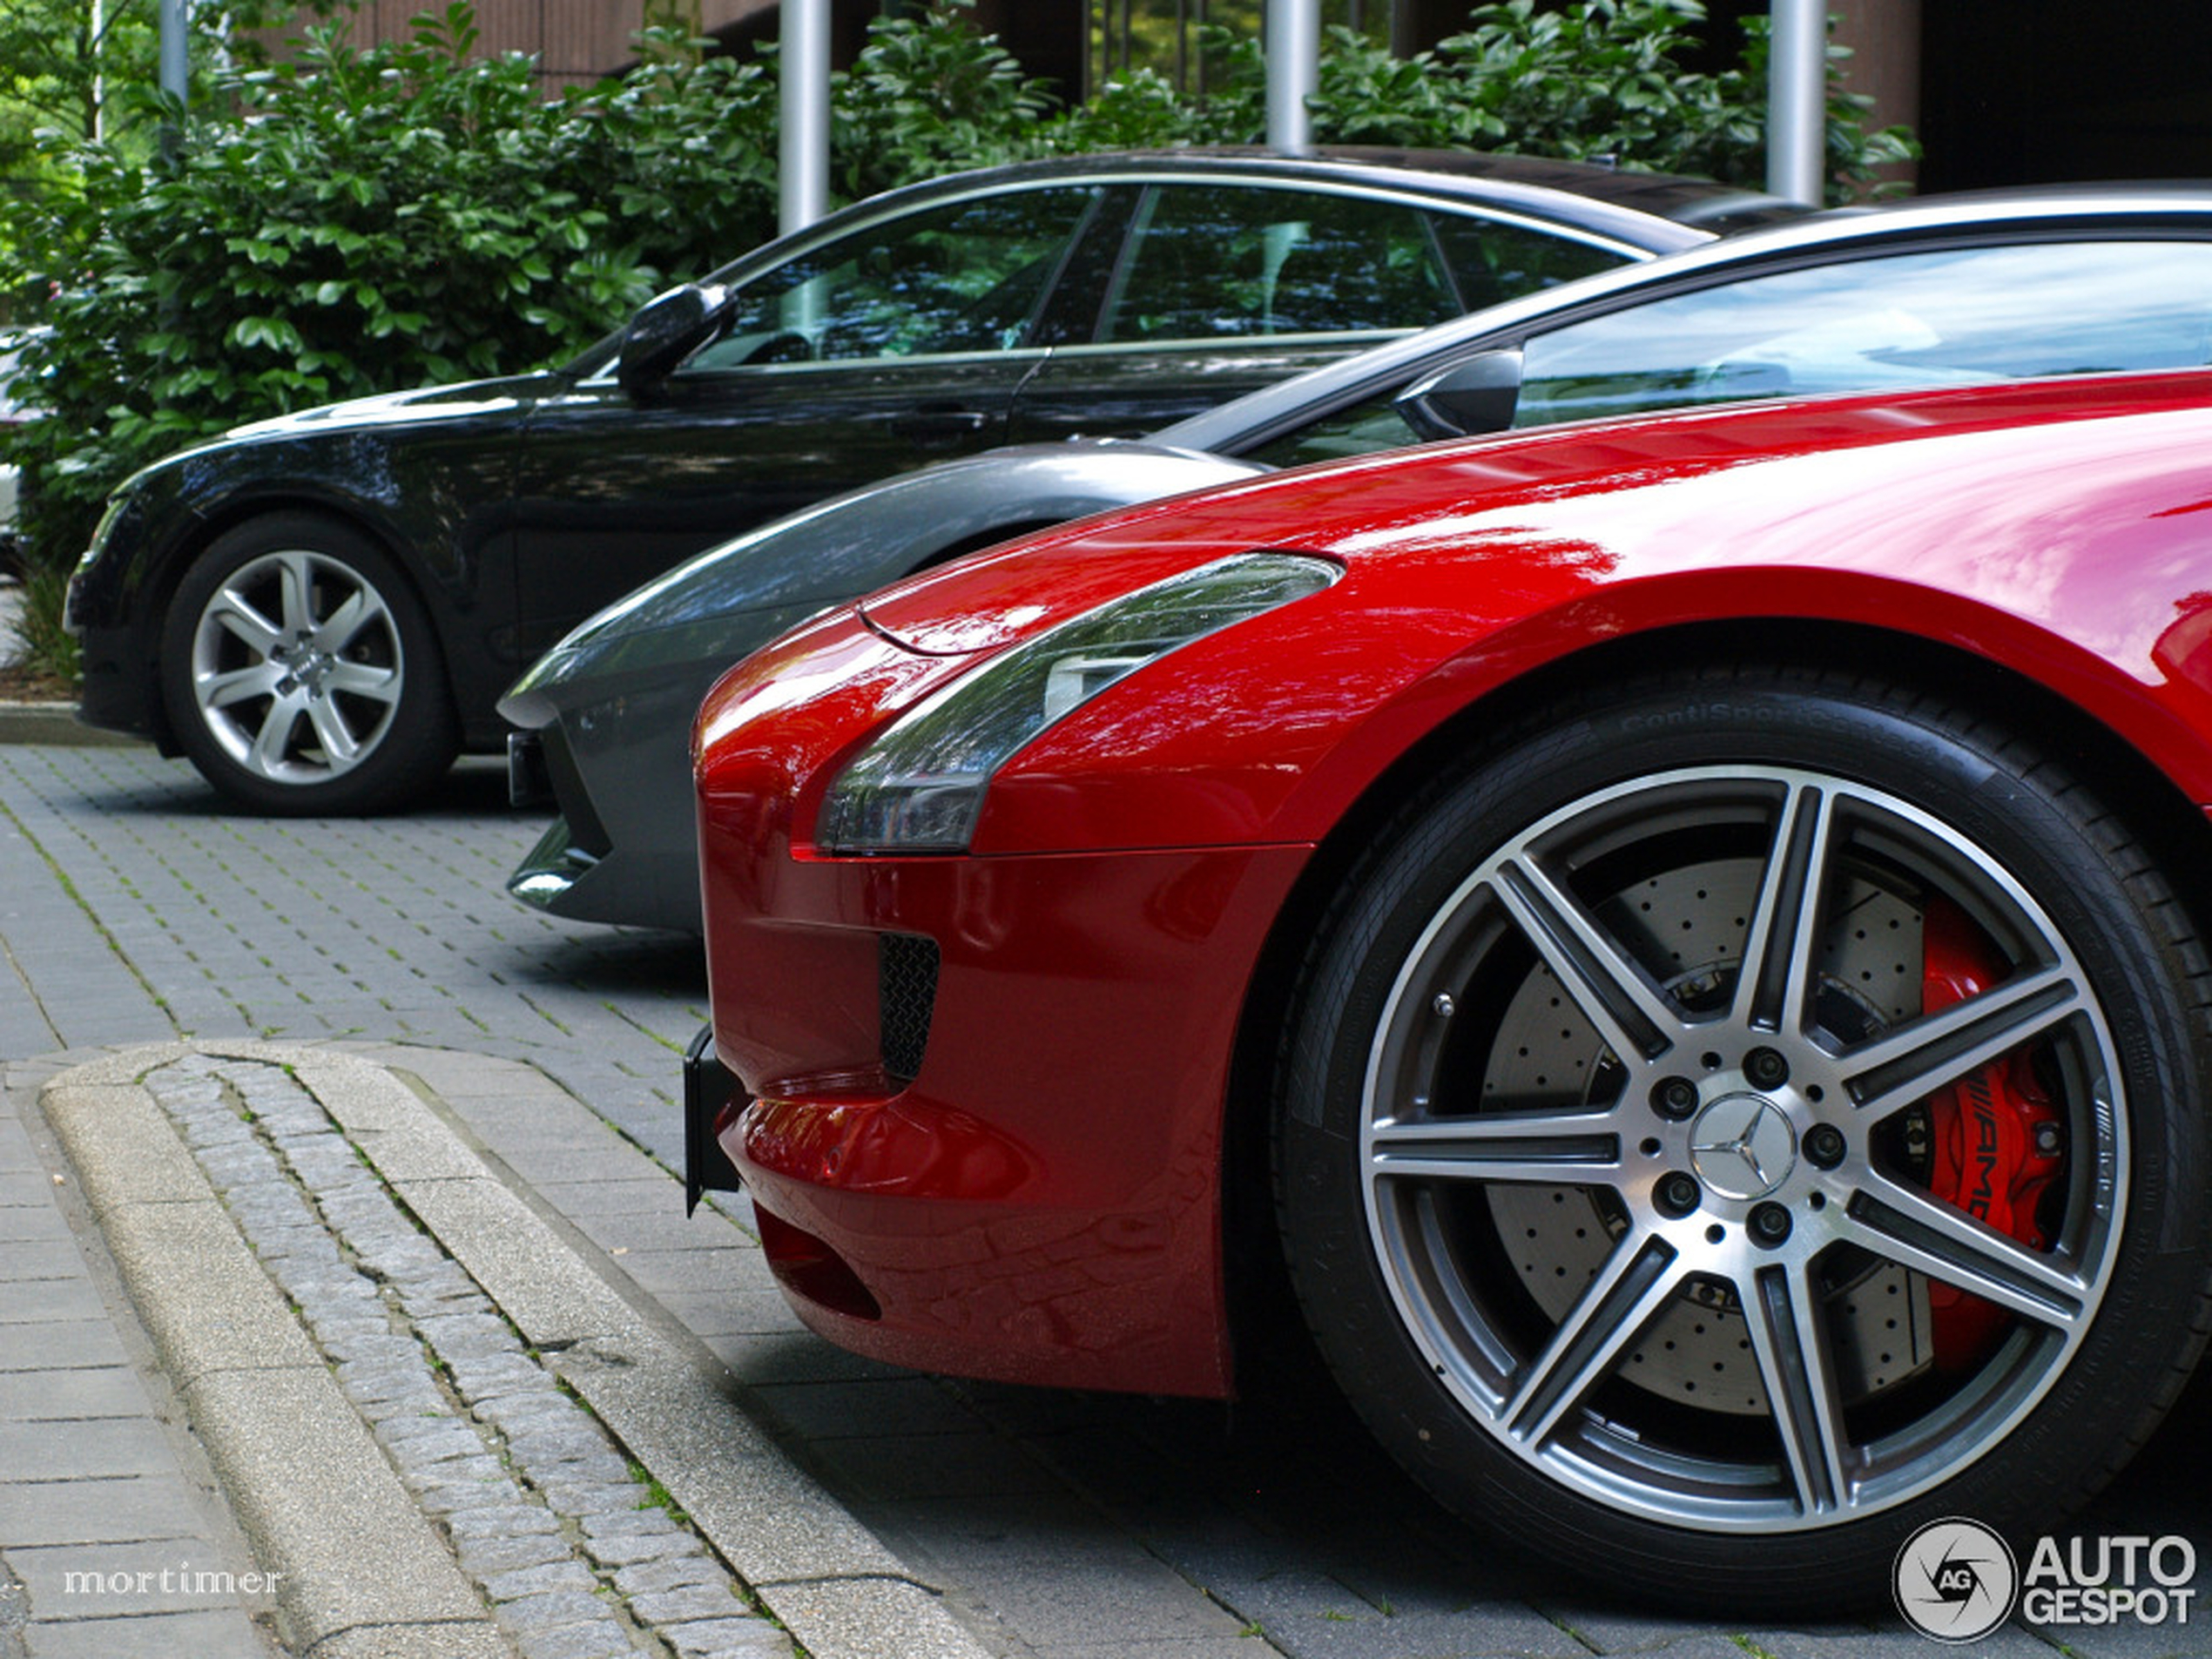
[222,370,565,442]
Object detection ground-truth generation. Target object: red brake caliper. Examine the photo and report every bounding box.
[1919,896,2064,1368]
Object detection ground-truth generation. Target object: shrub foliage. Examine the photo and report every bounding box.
[0,0,1912,676]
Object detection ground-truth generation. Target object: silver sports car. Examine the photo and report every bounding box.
[500,185,2212,931]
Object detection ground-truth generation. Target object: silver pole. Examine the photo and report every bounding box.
[1265,0,1317,155]
[1767,0,1825,205]
[158,0,188,105]
[90,0,107,138]
[779,0,831,236]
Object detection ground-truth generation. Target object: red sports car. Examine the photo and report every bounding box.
[688,370,2212,1608]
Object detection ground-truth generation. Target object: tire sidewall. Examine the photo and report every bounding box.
[1275,671,2211,1608]
[159,513,456,815]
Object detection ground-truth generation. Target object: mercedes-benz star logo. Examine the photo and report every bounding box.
[1687,1094,1797,1201]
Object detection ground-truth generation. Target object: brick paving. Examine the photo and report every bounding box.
[4,741,2211,1657]
[0,1058,276,1659]
[143,1052,779,1659]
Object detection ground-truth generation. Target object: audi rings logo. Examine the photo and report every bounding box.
[1895,1518,2020,1643]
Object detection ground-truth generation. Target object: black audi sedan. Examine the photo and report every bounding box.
[63,147,1785,813]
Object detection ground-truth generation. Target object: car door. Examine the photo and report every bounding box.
[504,184,1116,659]
[1006,180,1625,442]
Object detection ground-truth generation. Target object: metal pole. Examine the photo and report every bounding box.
[779,0,831,235]
[1265,0,1317,155]
[1767,0,1825,206]
[158,0,188,105]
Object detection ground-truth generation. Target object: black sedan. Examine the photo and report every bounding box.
[63,149,1777,813]
[500,185,2212,932]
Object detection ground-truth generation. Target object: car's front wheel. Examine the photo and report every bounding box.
[159,513,457,813]
[1274,664,2212,1611]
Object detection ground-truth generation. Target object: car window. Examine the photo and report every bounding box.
[1427,214,1624,311]
[1097,185,1462,344]
[1514,239,2212,428]
[685,186,1103,370]
[1246,392,1423,468]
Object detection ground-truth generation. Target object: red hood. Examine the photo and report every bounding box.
[858,370,2212,658]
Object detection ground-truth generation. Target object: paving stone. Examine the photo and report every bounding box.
[611,1554,732,1597]
[0,1475,206,1548]
[0,1321,127,1369]
[527,1451,635,1491]
[320,1326,415,1364]
[506,1427,624,1470]
[415,1475,520,1516]
[483,1559,601,1602]
[445,1503,565,1541]
[580,1529,697,1569]
[415,1312,521,1359]
[0,1420,174,1482]
[661,1616,792,1659]
[581,1507,682,1541]
[445,1354,546,1399]
[336,1355,428,1395]
[376,1416,480,1457]
[494,1588,620,1634]
[399,1436,506,1477]
[629,1581,753,1623]
[475,1393,579,1433]
[455,1531,577,1579]
[17,1606,271,1659]
[0,1366,142,1422]
[512,1623,636,1659]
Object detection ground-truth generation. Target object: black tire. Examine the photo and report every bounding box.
[1272,664,2212,1614]
[159,512,457,814]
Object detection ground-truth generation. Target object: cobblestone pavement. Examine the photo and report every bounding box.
[5,741,2212,1658]
[145,1051,778,1659]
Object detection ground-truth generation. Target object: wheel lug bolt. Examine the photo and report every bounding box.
[1744,1047,1789,1089]
[1749,1202,1792,1246]
[1654,1172,1701,1217]
[1650,1077,1699,1121]
[1804,1124,1846,1169]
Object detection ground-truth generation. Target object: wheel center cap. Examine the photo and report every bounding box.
[1688,1093,1797,1201]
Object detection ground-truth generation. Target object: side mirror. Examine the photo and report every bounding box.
[617,284,732,397]
[1394,349,1525,441]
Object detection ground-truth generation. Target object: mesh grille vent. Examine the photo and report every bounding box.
[878,934,940,1083]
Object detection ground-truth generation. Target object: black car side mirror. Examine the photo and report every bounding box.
[1394,349,1526,441]
[617,284,733,397]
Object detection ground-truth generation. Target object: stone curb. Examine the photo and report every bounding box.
[40,1039,1001,1659]
[42,1044,509,1659]
[0,701,145,746]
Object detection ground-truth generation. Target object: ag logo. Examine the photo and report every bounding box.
[1895,1517,2020,1643]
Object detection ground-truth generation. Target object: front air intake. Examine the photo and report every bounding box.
[877,934,940,1084]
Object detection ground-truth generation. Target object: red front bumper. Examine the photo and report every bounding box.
[697,823,1309,1398]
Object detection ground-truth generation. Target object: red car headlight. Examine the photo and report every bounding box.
[816,551,1339,853]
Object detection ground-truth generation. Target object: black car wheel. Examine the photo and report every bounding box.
[159,513,457,813]
[1274,664,2212,1610]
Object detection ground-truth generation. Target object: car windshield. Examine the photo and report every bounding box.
[1182,226,2212,469]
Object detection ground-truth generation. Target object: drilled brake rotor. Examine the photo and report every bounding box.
[1482,857,1933,1415]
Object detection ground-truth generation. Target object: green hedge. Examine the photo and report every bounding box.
[0,0,1912,679]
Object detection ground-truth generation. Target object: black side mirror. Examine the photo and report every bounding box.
[617,284,732,397]
[1394,349,1526,441]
